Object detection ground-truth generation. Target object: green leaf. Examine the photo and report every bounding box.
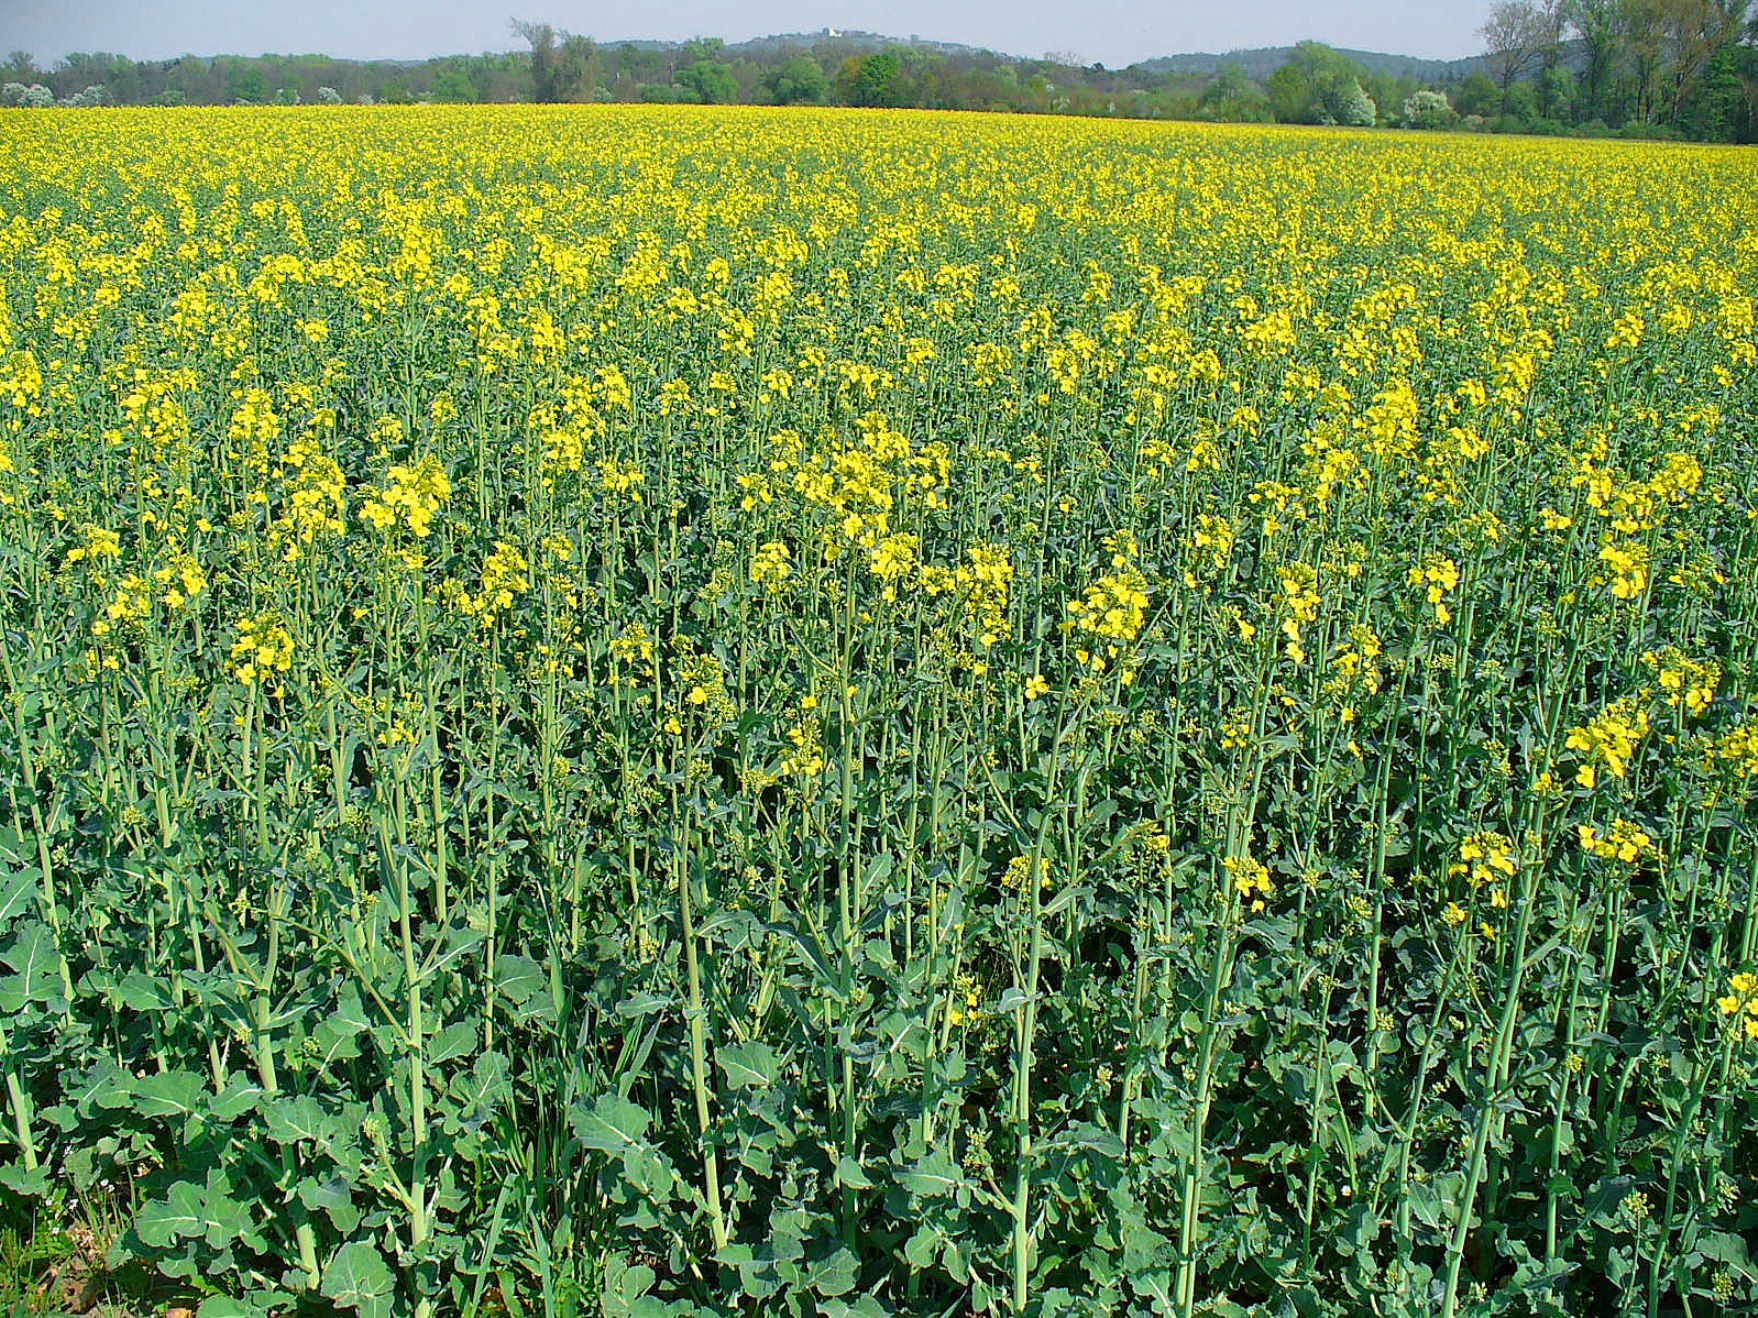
[132,1070,208,1121]
[0,1163,49,1198]
[0,921,56,1010]
[834,1156,876,1190]
[198,1298,269,1318]
[495,953,546,1004]
[717,1041,779,1089]
[1581,1175,1634,1228]
[321,1240,397,1318]
[995,987,1033,1013]
[801,1246,859,1297]
[570,1093,652,1153]
[821,1300,887,1318]
[903,1222,939,1269]
[896,1149,964,1198]
[207,1079,263,1122]
[602,1254,660,1317]
[309,981,370,1065]
[1130,1269,1176,1314]
[0,866,37,925]
[427,1020,479,1066]
[1042,1122,1124,1159]
[1406,1180,1443,1230]
[116,970,176,1011]
[135,1181,208,1248]
[1693,1230,1755,1279]
[297,1174,360,1232]
[201,1188,254,1249]
[264,1094,328,1144]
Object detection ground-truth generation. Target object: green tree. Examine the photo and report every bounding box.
[1564,0,1626,122]
[1674,31,1749,137]
[226,63,268,104]
[1539,65,1579,119]
[678,49,738,104]
[428,70,478,102]
[836,51,902,107]
[1266,42,1373,123]
[555,34,600,101]
[1318,74,1377,125]
[1453,71,1504,117]
[1266,64,1313,121]
[513,19,561,101]
[768,55,828,105]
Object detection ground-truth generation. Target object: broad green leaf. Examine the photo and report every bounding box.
[132,1070,208,1121]
[717,1040,779,1089]
[903,1223,939,1269]
[426,1020,479,1066]
[896,1149,964,1198]
[570,1093,652,1153]
[207,1079,264,1122]
[264,1094,328,1144]
[994,986,1033,1013]
[0,1163,49,1198]
[135,1181,208,1248]
[834,1156,876,1189]
[117,970,177,1011]
[321,1240,397,1318]
[602,1254,659,1318]
[309,981,370,1065]
[495,953,546,1004]
[0,921,57,1010]
[0,866,37,925]
[297,1174,360,1233]
[1043,1122,1125,1160]
[201,1189,254,1249]
[198,1298,269,1318]
[801,1247,859,1297]
[821,1299,888,1318]
[1130,1269,1176,1314]
[1693,1230,1755,1279]
[1406,1180,1442,1229]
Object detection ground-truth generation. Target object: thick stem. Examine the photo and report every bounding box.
[678,819,729,1252]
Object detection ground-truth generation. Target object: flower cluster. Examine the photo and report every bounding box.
[1407,553,1460,625]
[360,456,451,538]
[1717,973,1758,1041]
[1224,854,1273,913]
[231,615,294,689]
[1566,698,1650,788]
[1578,818,1655,864]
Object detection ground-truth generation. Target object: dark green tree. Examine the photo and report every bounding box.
[428,69,479,102]
[768,55,828,104]
[1453,71,1504,117]
[226,62,269,104]
[677,43,737,104]
[836,51,902,107]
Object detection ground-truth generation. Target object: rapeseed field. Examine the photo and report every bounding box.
[2,105,1756,1317]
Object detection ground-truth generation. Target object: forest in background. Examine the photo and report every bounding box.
[4,2,1757,145]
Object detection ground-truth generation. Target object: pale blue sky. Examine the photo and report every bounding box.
[4,0,1498,69]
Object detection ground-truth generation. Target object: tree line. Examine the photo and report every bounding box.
[1469,0,1756,140]
[4,6,1754,143]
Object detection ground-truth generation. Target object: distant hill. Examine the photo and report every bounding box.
[1128,46,1488,82]
[724,30,1007,59]
[592,31,1486,79]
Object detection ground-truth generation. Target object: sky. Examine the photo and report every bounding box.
[3,0,1498,70]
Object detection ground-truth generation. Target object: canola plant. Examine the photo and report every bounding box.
[1,105,1756,1317]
